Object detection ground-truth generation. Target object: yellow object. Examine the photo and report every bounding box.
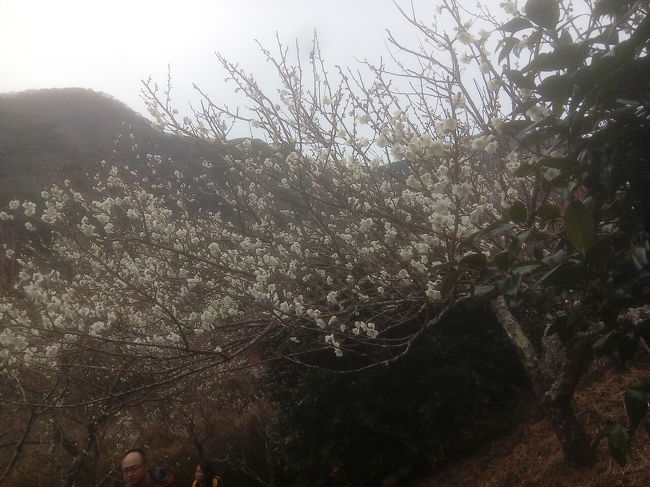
[191,477,220,487]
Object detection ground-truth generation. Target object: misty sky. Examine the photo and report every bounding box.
[1,0,509,122]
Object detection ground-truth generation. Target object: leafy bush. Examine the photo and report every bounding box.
[268,306,527,486]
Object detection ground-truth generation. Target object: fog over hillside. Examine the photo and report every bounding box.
[0,88,222,203]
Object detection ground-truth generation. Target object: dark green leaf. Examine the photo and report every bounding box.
[510,231,530,254]
[501,119,532,136]
[632,246,648,268]
[514,163,534,177]
[499,36,521,63]
[488,222,516,238]
[535,292,553,314]
[619,332,639,363]
[505,69,536,89]
[636,320,650,342]
[542,248,567,267]
[439,272,457,297]
[539,157,579,169]
[514,262,542,275]
[559,28,573,45]
[500,17,534,33]
[515,157,577,178]
[538,74,573,101]
[601,300,623,328]
[642,378,650,394]
[593,330,619,354]
[494,251,512,270]
[594,0,634,18]
[625,387,648,435]
[533,242,545,260]
[505,295,524,309]
[539,262,586,286]
[501,272,522,296]
[537,203,561,221]
[519,127,558,146]
[524,43,585,73]
[516,231,530,243]
[508,201,527,223]
[566,307,584,328]
[474,285,497,297]
[459,228,484,247]
[546,315,567,336]
[565,203,594,256]
[608,424,628,466]
[459,252,488,267]
[525,0,560,29]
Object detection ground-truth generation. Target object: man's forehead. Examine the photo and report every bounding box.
[121,452,144,466]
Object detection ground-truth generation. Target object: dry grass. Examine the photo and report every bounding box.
[407,359,650,487]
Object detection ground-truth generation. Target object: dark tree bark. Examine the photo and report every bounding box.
[490,296,595,466]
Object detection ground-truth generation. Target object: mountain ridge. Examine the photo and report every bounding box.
[0,87,221,203]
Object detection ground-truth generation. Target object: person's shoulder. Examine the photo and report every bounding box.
[149,466,177,487]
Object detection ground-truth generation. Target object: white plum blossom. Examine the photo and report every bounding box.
[426,282,442,301]
[457,30,475,44]
[440,118,458,132]
[544,167,561,181]
[500,0,518,15]
[452,92,466,109]
[360,217,375,232]
[491,118,505,134]
[526,105,551,122]
[0,332,28,352]
[488,78,501,91]
[452,182,473,201]
[90,321,106,336]
[79,217,97,237]
[485,141,499,154]
[22,201,36,217]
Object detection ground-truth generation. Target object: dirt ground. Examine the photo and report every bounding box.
[405,359,650,487]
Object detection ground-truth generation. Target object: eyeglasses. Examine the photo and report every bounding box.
[121,464,144,475]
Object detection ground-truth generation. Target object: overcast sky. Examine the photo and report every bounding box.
[0,0,452,118]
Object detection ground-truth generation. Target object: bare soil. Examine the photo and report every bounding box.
[406,359,650,487]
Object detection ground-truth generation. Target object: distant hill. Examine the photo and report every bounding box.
[0,87,223,203]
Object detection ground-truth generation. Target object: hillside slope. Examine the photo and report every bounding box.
[0,88,222,203]
[406,360,650,487]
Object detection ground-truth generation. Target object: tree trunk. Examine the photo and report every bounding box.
[544,394,595,465]
[490,296,595,466]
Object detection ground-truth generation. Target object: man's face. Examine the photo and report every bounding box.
[121,451,148,487]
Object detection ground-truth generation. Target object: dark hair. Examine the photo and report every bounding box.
[120,448,147,466]
[196,462,216,487]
